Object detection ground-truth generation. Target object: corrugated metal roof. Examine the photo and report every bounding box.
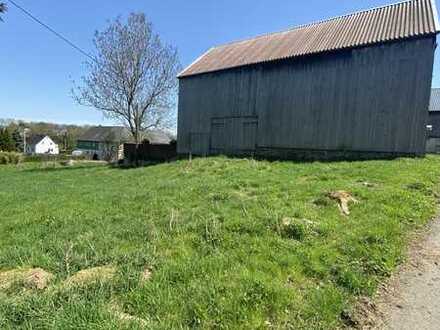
[78,126,130,142]
[78,126,174,144]
[179,0,440,78]
[430,88,440,111]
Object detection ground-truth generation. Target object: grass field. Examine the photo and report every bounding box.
[1,156,440,329]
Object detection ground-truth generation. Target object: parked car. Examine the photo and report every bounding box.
[71,150,84,157]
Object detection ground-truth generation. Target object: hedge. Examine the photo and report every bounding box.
[0,152,23,165]
[23,154,87,163]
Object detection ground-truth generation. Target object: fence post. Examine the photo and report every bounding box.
[189,133,192,163]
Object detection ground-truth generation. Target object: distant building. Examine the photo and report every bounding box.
[75,126,129,160]
[178,0,439,160]
[426,88,440,153]
[76,126,173,160]
[26,135,59,155]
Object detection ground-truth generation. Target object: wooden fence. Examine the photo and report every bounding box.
[124,143,177,163]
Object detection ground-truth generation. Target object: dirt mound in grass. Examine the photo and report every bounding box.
[328,191,359,216]
[140,268,153,283]
[0,268,54,290]
[64,265,116,287]
[109,301,149,327]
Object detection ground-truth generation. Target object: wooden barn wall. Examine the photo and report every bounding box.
[427,112,440,138]
[177,37,435,156]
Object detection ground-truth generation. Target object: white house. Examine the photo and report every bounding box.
[26,135,59,155]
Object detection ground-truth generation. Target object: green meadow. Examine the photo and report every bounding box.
[1,156,440,329]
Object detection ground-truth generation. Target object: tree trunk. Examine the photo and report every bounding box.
[134,128,140,166]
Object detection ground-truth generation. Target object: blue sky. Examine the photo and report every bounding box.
[1,0,439,125]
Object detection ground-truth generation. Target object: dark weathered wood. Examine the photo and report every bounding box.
[428,112,440,138]
[124,143,177,162]
[209,117,258,154]
[177,37,436,158]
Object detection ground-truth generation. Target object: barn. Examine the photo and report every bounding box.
[177,0,439,160]
[426,88,440,152]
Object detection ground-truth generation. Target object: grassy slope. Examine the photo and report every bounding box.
[1,157,440,329]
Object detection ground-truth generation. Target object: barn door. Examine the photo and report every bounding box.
[210,117,258,155]
[210,119,227,154]
[236,117,258,151]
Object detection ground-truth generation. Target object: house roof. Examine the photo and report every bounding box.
[179,0,440,78]
[78,126,130,143]
[27,134,50,146]
[430,88,440,111]
[78,126,174,144]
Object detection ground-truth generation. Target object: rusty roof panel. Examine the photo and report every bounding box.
[179,0,439,78]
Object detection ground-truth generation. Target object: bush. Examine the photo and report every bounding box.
[23,154,87,163]
[0,152,8,164]
[0,152,23,165]
[0,153,88,164]
[8,152,23,164]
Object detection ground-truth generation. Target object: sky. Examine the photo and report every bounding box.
[0,0,439,125]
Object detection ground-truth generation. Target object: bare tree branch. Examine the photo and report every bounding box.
[72,13,181,144]
[0,3,7,21]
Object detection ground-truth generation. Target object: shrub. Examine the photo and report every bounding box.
[0,152,23,165]
[0,152,8,164]
[8,152,23,164]
[23,154,87,163]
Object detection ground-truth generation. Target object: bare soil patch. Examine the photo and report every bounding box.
[328,191,359,216]
[109,301,149,327]
[0,268,54,290]
[63,265,116,287]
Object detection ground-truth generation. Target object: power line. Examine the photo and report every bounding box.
[7,0,96,62]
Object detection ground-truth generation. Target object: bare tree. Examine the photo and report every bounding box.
[0,3,7,21]
[73,13,180,144]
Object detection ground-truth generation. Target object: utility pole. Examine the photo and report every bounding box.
[61,129,68,152]
[22,128,29,154]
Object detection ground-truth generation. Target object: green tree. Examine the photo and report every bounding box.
[0,128,15,152]
[12,129,23,152]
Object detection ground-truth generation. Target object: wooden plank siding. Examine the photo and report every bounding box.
[177,37,436,158]
[428,112,440,138]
